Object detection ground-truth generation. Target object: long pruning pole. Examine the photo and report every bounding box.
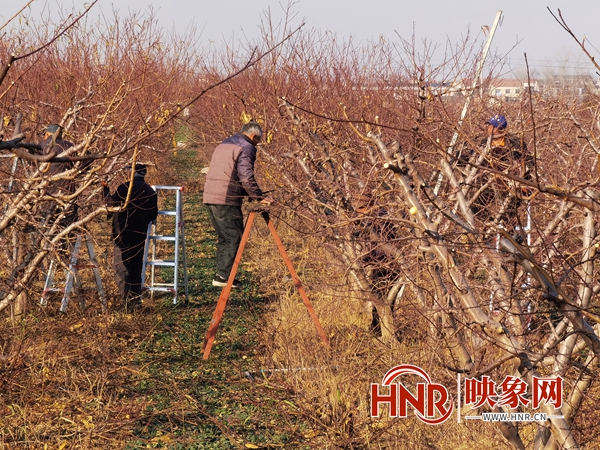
[433,10,503,196]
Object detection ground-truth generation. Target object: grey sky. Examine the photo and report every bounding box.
[11,0,600,76]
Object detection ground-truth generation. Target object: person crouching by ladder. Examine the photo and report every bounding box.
[103,163,158,307]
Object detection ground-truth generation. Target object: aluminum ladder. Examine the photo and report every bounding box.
[40,233,107,313]
[141,186,189,304]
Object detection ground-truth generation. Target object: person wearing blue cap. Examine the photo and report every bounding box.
[104,163,158,307]
[484,114,530,179]
[469,114,532,228]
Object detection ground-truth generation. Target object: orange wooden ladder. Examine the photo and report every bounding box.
[202,210,329,360]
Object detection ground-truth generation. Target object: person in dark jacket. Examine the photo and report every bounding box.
[483,115,530,177]
[104,163,158,305]
[203,121,273,288]
[472,115,532,228]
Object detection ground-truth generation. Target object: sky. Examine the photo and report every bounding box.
[8,0,600,77]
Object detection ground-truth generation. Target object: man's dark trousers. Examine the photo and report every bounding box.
[114,237,146,302]
[206,204,244,279]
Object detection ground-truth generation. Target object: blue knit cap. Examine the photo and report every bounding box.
[488,115,507,129]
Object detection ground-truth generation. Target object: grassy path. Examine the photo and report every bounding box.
[121,148,307,449]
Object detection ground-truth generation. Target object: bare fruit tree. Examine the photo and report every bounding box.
[231,17,600,449]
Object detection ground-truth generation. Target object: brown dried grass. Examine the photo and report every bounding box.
[243,215,516,449]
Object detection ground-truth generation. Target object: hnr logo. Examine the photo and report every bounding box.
[370,364,453,424]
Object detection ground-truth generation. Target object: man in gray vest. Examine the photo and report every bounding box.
[203,121,273,288]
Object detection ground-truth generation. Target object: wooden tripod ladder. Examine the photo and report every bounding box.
[202,209,329,360]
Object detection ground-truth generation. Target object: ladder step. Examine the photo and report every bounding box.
[147,260,176,267]
[149,235,176,241]
[144,286,176,293]
[158,210,177,216]
[43,288,64,294]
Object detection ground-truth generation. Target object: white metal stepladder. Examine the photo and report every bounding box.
[142,186,189,304]
[40,232,108,313]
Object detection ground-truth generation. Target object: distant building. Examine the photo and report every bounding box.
[543,74,597,97]
[395,74,598,104]
[394,79,466,99]
[488,79,538,101]
[428,80,465,97]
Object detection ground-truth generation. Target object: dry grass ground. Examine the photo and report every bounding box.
[242,215,516,449]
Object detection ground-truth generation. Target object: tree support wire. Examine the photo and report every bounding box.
[202,209,329,360]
